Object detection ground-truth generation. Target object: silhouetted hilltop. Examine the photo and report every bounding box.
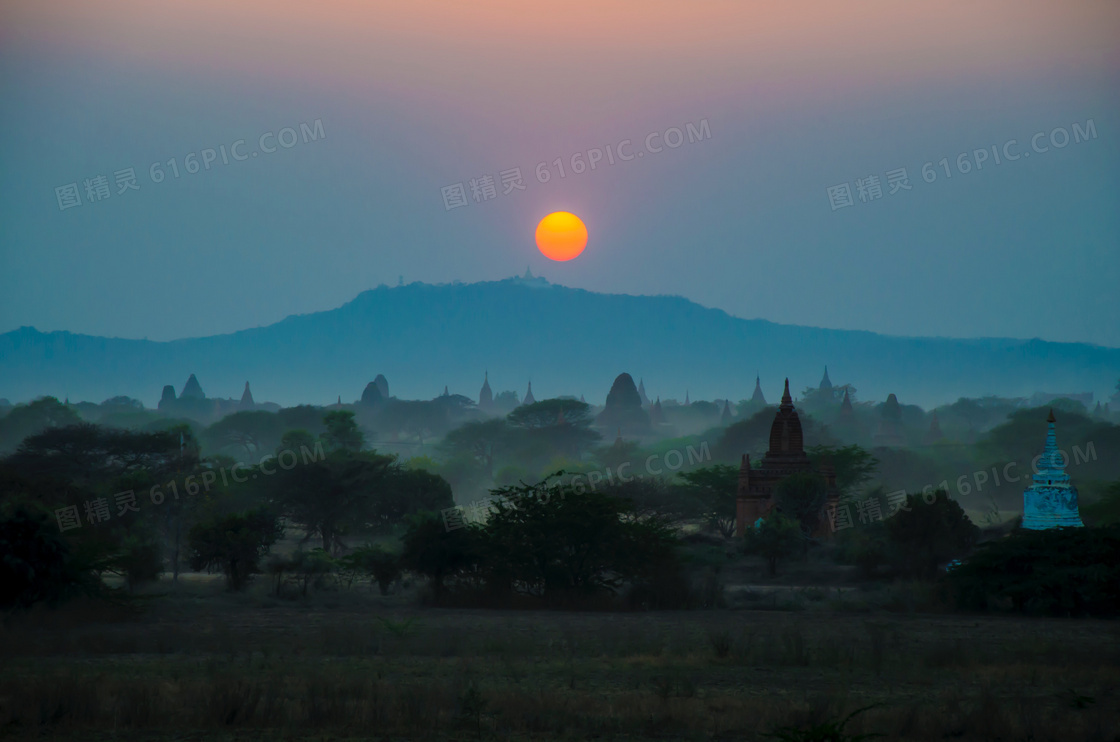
[1,278,1117,407]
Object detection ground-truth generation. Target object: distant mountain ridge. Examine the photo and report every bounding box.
[1,278,1117,409]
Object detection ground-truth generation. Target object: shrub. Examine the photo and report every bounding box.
[885,491,977,579]
[341,544,401,595]
[112,531,163,592]
[0,505,76,609]
[834,521,889,577]
[743,512,803,576]
[948,524,1120,616]
[187,508,283,591]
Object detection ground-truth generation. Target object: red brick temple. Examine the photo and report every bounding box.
[735,378,839,537]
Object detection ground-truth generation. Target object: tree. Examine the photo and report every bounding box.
[204,411,283,458]
[377,399,449,448]
[835,520,889,577]
[111,530,164,592]
[742,512,802,576]
[885,491,978,579]
[676,464,739,537]
[509,399,601,462]
[272,449,396,553]
[949,525,1120,616]
[341,544,402,595]
[400,511,481,597]
[322,410,365,452]
[483,480,678,600]
[0,397,82,453]
[0,505,78,609]
[440,419,512,480]
[774,472,829,541]
[807,445,877,496]
[187,508,283,591]
[600,475,700,527]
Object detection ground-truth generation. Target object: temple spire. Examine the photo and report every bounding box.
[240,381,254,409]
[780,378,793,407]
[819,366,833,391]
[751,375,766,405]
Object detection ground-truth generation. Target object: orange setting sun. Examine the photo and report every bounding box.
[535,212,588,262]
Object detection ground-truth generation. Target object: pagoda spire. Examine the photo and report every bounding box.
[780,378,793,408]
[1022,409,1084,529]
[751,375,766,405]
[240,381,254,409]
[819,366,833,391]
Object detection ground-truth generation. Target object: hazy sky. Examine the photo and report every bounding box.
[2,0,1118,345]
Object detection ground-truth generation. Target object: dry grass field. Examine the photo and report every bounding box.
[2,576,1119,741]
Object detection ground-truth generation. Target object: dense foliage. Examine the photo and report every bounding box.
[949,525,1120,616]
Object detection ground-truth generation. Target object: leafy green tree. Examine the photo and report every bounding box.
[0,397,81,453]
[949,525,1120,616]
[509,399,601,461]
[0,505,79,608]
[204,411,283,458]
[885,491,978,579]
[341,544,402,595]
[187,508,283,591]
[835,520,889,577]
[594,436,642,473]
[743,512,802,576]
[807,444,878,496]
[322,410,365,452]
[111,530,164,592]
[676,464,739,537]
[400,511,481,597]
[371,466,455,532]
[377,399,449,448]
[440,419,512,480]
[278,428,317,456]
[774,472,829,541]
[1084,480,1120,525]
[276,405,329,437]
[484,480,678,600]
[713,408,778,461]
[6,423,186,488]
[272,449,395,553]
[600,475,699,527]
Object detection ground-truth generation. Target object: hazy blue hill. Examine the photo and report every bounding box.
[1,278,1117,408]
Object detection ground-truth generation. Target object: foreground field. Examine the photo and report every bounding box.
[1,579,1119,741]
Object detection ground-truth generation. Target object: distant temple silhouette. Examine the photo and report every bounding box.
[837,388,855,427]
[873,393,906,448]
[522,381,536,406]
[819,366,832,392]
[735,379,838,537]
[478,372,493,411]
[750,375,766,405]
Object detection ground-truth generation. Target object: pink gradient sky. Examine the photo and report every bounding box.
[1,0,1118,350]
[8,0,1117,131]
